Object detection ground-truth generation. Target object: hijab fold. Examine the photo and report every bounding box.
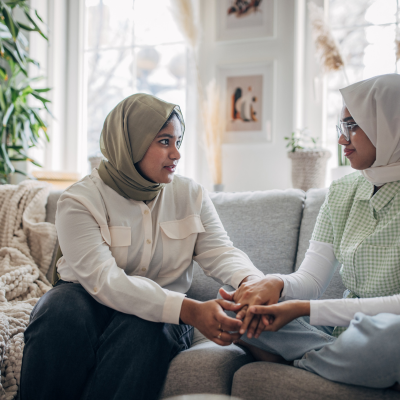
[340,74,400,186]
[98,93,184,201]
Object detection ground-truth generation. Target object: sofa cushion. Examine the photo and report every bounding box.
[295,188,346,300]
[45,190,63,282]
[187,190,305,301]
[232,362,399,400]
[45,190,63,224]
[161,335,253,398]
[210,189,304,275]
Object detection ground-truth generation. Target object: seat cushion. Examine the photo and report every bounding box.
[187,189,305,301]
[45,190,63,282]
[161,332,254,398]
[232,362,399,400]
[295,188,345,300]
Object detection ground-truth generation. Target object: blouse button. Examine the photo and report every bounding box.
[141,268,146,272]
[93,287,98,293]
[146,239,151,244]
[144,210,149,215]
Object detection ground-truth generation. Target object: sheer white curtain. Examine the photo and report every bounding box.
[83,0,192,176]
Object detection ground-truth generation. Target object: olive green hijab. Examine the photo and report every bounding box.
[98,93,184,201]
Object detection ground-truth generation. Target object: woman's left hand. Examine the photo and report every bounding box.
[219,275,284,338]
[248,300,310,332]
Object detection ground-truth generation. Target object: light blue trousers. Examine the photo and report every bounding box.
[220,285,400,389]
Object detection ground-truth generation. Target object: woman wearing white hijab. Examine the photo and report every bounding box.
[218,74,400,391]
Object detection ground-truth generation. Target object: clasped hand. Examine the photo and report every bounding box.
[219,276,284,339]
[180,298,243,346]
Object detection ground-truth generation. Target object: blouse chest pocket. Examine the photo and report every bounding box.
[352,243,400,297]
[109,226,131,269]
[158,215,205,277]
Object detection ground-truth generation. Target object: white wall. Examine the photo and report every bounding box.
[197,0,296,191]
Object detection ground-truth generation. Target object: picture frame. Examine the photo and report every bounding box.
[216,0,275,42]
[218,61,275,143]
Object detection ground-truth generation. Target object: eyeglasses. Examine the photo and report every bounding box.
[336,122,359,142]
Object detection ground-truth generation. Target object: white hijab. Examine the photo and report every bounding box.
[340,74,400,186]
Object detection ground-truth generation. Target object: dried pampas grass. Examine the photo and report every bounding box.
[308,2,346,75]
[202,80,224,185]
[170,0,223,185]
[170,0,200,50]
[396,38,400,62]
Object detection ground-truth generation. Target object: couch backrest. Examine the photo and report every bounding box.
[295,188,345,299]
[46,191,63,224]
[187,189,305,301]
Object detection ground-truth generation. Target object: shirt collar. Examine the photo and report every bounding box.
[370,180,400,212]
[354,177,374,201]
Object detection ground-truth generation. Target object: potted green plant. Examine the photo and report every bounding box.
[0,0,50,184]
[285,129,331,191]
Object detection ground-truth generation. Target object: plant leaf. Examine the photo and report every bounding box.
[17,22,36,32]
[2,3,18,41]
[33,87,50,93]
[31,91,50,103]
[35,9,44,24]
[13,168,36,179]
[23,10,47,40]
[0,142,14,173]
[2,102,13,126]
[3,41,27,75]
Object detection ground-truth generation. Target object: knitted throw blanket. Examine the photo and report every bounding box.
[0,180,57,400]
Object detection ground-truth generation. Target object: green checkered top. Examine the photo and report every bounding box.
[312,172,400,298]
[312,172,400,336]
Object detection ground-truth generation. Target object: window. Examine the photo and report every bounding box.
[325,0,399,172]
[83,0,187,173]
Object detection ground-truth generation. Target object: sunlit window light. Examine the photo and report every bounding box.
[83,0,187,175]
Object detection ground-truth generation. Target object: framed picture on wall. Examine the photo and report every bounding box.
[218,62,274,143]
[216,0,275,42]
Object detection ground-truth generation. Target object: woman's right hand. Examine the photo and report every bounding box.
[219,275,284,339]
[180,298,243,346]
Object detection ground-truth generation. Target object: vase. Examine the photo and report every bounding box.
[287,149,331,191]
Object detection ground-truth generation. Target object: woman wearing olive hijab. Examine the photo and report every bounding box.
[20,94,264,400]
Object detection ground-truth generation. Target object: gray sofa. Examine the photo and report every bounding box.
[42,188,398,400]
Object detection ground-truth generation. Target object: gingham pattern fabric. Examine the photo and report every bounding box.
[311,172,400,335]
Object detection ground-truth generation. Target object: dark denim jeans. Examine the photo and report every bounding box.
[20,281,193,400]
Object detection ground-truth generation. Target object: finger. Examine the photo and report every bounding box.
[255,319,265,338]
[217,299,243,312]
[262,317,281,332]
[249,305,276,315]
[217,331,241,342]
[228,332,242,342]
[239,310,254,335]
[218,299,242,310]
[247,315,261,338]
[215,312,242,332]
[213,338,233,347]
[236,306,248,320]
[262,314,275,327]
[215,331,241,344]
[219,288,235,301]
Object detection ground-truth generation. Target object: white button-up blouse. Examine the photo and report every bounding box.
[55,170,264,324]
